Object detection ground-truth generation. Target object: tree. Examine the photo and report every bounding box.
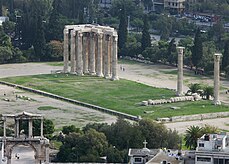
[118,6,128,56]
[9,0,14,14]
[139,119,179,149]
[203,86,214,100]
[184,125,202,149]
[62,125,80,135]
[0,46,13,63]
[33,15,46,61]
[201,124,219,134]
[192,29,203,70]
[46,0,64,41]
[187,83,202,94]
[141,14,151,51]
[0,0,2,16]
[167,38,177,64]
[46,40,63,61]
[222,40,229,71]
[57,129,108,162]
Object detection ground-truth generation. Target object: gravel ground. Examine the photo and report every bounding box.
[0,62,229,133]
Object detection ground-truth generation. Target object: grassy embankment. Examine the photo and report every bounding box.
[1,74,229,120]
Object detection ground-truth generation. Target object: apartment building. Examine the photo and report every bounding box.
[195,133,229,164]
[164,0,185,14]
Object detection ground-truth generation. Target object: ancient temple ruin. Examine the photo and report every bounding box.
[0,111,49,164]
[63,24,119,80]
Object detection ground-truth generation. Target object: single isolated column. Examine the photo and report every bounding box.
[213,53,222,105]
[97,33,104,77]
[70,30,76,74]
[111,34,119,80]
[76,32,84,75]
[89,33,96,75]
[40,118,44,138]
[63,28,69,73]
[176,46,185,96]
[28,119,33,138]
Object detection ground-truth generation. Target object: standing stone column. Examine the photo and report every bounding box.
[176,47,185,96]
[15,119,19,138]
[104,35,111,78]
[76,32,84,75]
[97,33,104,77]
[28,119,33,138]
[213,53,222,105]
[111,35,119,80]
[40,118,44,138]
[63,28,69,73]
[3,119,6,138]
[83,34,89,74]
[70,30,76,73]
[89,33,96,75]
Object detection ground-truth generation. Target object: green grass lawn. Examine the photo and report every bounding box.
[1,74,229,119]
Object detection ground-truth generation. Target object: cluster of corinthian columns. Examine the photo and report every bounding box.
[63,24,119,80]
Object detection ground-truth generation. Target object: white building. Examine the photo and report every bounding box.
[195,133,229,164]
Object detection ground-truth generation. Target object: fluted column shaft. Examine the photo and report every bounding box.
[63,29,69,73]
[97,33,103,77]
[214,53,222,105]
[104,35,111,78]
[28,119,33,138]
[41,119,44,138]
[76,32,83,75]
[70,30,76,73]
[89,33,96,75]
[177,47,184,96]
[111,35,119,80]
[83,34,89,74]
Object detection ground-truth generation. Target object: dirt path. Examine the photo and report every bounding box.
[0,63,116,129]
[0,62,229,133]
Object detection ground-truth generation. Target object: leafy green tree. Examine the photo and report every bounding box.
[0,46,13,63]
[178,36,194,67]
[62,125,80,135]
[222,40,229,71]
[57,129,108,162]
[184,125,202,150]
[167,38,177,64]
[46,40,63,61]
[118,7,128,56]
[19,119,54,137]
[3,21,15,35]
[141,14,151,51]
[201,41,215,73]
[192,29,203,70]
[139,119,179,149]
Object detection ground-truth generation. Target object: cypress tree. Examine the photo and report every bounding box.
[222,40,229,71]
[141,15,151,51]
[118,7,127,56]
[46,0,63,41]
[9,0,14,14]
[34,15,46,61]
[0,0,2,16]
[192,29,203,70]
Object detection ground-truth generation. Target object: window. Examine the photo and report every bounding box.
[134,157,142,163]
[199,143,204,147]
[197,157,211,162]
[214,158,225,164]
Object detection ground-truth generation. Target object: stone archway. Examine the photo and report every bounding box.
[10,143,36,163]
[0,112,49,164]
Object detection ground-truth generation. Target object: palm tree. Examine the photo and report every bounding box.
[184,125,202,149]
[187,83,202,94]
[203,86,214,100]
